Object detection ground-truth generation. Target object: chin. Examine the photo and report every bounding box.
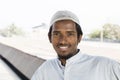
[58,53,73,60]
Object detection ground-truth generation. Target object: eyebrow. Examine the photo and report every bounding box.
[66,31,76,33]
[52,31,60,33]
[52,30,76,34]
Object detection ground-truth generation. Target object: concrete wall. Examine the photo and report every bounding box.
[0,43,45,79]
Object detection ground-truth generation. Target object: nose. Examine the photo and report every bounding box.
[59,35,67,44]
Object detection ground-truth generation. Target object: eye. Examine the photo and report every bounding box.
[67,32,75,36]
[53,31,60,36]
[53,33,59,35]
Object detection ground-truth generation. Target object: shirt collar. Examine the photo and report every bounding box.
[57,49,84,67]
[66,49,83,66]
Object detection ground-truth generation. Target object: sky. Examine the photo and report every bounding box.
[0,0,120,34]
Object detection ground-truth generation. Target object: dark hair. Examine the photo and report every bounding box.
[75,23,83,37]
[48,23,83,41]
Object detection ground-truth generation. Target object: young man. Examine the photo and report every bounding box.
[31,10,120,80]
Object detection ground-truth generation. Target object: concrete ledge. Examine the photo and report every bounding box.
[0,43,45,79]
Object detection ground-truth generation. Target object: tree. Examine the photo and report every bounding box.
[0,24,25,37]
[88,29,101,38]
[103,23,120,40]
[88,23,120,41]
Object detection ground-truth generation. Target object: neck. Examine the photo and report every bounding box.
[59,59,66,66]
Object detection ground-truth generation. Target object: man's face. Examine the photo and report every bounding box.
[51,20,82,59]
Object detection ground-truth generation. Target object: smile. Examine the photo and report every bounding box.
[58,46,69,51]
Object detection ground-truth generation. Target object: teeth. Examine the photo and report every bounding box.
[59,46,68,49]
[60,46,67,48]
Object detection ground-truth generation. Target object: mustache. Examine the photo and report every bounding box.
[57,43,70,47]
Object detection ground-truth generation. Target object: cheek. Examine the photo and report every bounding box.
[72,41,78,47]
[51,37,58,45]
[70,37,78,43]
[71,39,79,48]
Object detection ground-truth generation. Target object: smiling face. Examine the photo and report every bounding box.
[50,20,82,60]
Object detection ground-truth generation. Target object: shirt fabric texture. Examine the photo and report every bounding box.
[31,51,120,80]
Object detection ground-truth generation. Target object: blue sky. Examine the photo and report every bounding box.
[0,0,120,34]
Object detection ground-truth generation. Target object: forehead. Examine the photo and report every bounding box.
[52,20,76,31]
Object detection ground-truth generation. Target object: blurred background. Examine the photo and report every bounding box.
[0,0,120,79]
[0,0,120,59]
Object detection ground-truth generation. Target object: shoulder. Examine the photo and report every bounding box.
[83,54,119,66]
[31,58,58,80]
[36,58,58,71]
[94,55,120,69]
[43,58,58,66]
[95,56,119,64]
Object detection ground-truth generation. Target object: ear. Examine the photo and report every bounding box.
[78,35,82,43]
[48,26,53,43]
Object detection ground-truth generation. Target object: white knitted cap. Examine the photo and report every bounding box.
[50,10,80,26]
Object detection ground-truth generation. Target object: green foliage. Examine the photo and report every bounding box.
[103,23,120,40]
[0,24,25,37]
[88,29,101,38]
[88,23,120,41]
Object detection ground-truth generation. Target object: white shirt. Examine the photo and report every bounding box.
[31,52,120,80]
